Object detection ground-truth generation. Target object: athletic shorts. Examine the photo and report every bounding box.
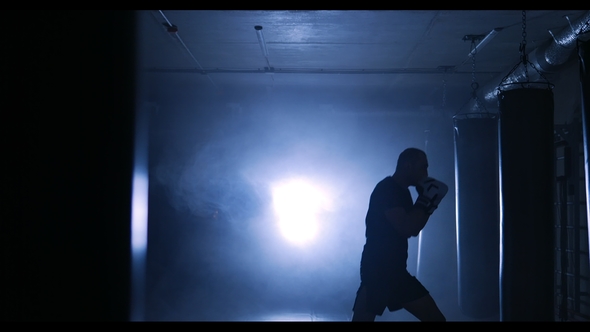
[352,270,429,316]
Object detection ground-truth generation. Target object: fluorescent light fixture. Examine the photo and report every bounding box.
[468,28,503,57]
[255,25,269,57]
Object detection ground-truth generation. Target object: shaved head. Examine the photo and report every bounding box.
[396,148,426,171]
[393,148,429,187]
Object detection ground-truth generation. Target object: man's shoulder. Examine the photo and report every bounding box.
[372,176,391,192]
[375,176,403,191]
[376,176,394,186]
[372,176,405,198]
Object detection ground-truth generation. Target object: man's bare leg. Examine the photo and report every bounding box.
[403,294,446,322]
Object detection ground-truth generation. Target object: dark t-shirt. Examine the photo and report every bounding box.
[359,176,414,282]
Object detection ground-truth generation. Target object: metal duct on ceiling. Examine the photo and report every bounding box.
[474,11,590,110]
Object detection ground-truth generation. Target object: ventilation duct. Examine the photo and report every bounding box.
[473,11,590,110]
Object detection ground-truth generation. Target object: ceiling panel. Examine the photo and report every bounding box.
[141,10,590,110]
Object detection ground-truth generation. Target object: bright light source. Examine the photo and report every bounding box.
[271,178,331,245]
[131,171,149,255]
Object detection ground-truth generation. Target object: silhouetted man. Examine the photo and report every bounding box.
[352,148,447,321]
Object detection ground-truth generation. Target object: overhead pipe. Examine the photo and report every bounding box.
[254,26,270,58]
[472,11,590,110]
[468,28,503,58]
[153,10,219,91]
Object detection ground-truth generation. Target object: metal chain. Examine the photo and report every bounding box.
[519,9,553,87]
[498,9,553,91]
[442,71,447,109]
[470,40,483,111]
[521,10,528,80]
[471,40,477,87]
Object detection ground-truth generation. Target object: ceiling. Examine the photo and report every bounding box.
[140,10,590,112]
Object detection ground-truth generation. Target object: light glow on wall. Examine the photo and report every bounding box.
[271,177,332,245]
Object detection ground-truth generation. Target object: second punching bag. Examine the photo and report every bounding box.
[498,87,554,321]
[454,113,500,319]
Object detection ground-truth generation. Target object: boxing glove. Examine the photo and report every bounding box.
[415,177,448,215]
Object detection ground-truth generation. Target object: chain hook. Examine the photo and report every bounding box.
[442,69,447,109]
[469,38,487,112]
[498,9,554,91]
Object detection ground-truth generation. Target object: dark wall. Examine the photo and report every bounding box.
[3,11,135,321]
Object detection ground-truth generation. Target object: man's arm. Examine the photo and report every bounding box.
[385,207,430,238]
[385,177,449,238]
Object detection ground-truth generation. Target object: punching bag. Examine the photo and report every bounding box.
[579,40,590,270]
[498,87,554,321]
[454,113,500,319]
